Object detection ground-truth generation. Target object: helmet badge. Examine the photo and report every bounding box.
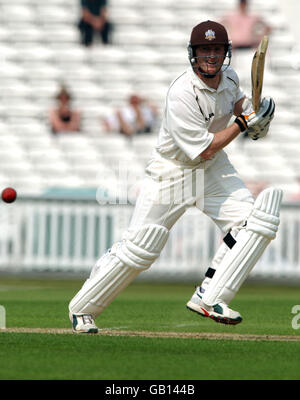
[205,29,216,41]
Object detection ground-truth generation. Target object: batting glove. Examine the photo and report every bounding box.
[235,97,275,140]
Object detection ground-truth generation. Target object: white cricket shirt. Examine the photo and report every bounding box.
[155,66,245,165]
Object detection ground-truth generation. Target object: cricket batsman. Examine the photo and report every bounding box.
[68,20,281,333]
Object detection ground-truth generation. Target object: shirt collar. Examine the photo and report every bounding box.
[188,66,229,93]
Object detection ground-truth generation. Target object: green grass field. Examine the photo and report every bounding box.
[0,277,300,380]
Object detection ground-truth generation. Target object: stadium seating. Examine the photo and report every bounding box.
[0,0,298,201]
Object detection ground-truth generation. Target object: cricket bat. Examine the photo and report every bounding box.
[251,36,269,113]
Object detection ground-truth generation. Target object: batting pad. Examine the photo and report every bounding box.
[69,224,169,318]
[202,187,282,306]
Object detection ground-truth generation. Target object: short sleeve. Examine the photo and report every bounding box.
[166,88,214,160]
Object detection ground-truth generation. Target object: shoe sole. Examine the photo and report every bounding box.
[186,302,242,326]
[72,328,99,334]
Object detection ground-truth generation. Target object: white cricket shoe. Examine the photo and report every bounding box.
[186,286,242,325]
[71,314,99,334]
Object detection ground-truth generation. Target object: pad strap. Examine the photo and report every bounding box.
[223,232,237,249]
[205,267,216,278]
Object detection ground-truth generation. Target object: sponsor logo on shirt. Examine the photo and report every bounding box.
[204,112,214,122]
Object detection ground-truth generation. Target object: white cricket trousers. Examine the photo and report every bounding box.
[129,150,254,234]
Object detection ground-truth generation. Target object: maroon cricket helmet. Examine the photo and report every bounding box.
[190,20,229,47]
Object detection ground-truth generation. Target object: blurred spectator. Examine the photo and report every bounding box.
[103,94,159,137]
[48,86,81,134]
[220,0,271,50]
[245,181,267,199]
[78,0,113,46]
[288,177,300,202]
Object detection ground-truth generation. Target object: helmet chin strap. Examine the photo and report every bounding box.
[195,65,222,79]
[197,68,218,79]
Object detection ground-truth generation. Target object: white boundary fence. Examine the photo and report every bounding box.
[0,197,300,281]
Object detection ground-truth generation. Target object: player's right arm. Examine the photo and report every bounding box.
[163,76,245,161]
[199,95,248,160]
[201,93,275,158]
[164,81,215,160]
[200,95,246,159]
[200,121,241,160]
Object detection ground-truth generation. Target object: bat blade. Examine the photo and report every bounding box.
[251,36,269,113]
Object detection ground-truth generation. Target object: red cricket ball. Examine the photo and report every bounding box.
[1,187,17,203]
